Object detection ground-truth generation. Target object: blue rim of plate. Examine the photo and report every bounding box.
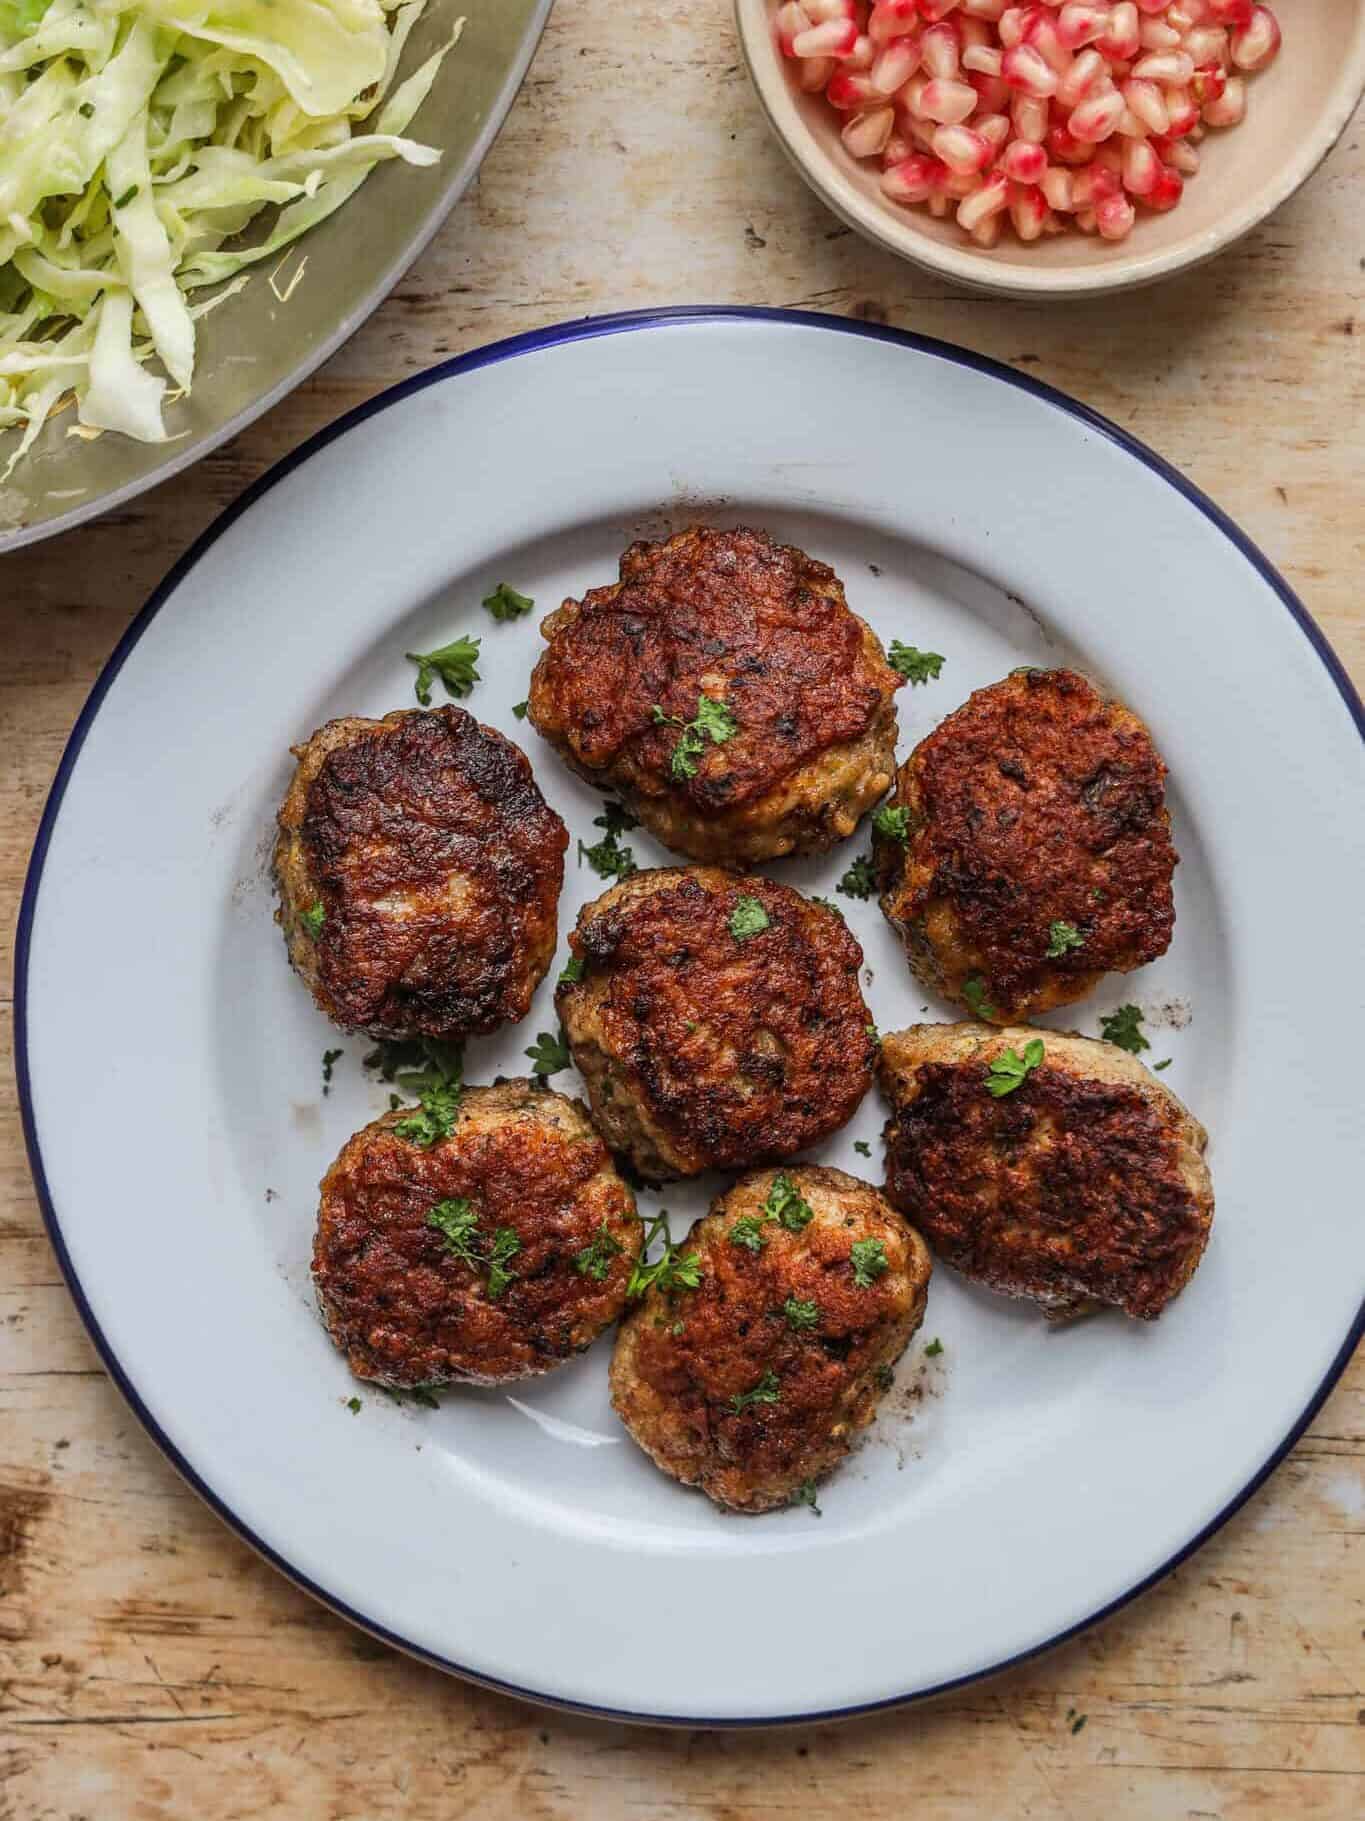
[15,307,1365,1727]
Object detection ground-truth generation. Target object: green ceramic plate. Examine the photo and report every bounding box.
[0,0,552,556]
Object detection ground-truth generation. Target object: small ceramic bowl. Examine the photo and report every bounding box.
[735,0,1365,298]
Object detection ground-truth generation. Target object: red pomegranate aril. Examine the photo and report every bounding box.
[793,19,859,58]
[1096,191,1136,238]
[1046,120,1089,162]
[843,106,897,155]
[977,109,1012,149]
[968,69,1011,108]
[1201,71,1245,123]
[799,55,838,90]
[1069,86,1125,140]
[883,129,914,163]
[922,21,963,77]
[869,0,920,40]
[1208,0,1252,26]
[962,43,1004,75]
[1041,165,1075,209]
[956,170,1010,228]
[1163,85,1199,135]
[1057,46,1107,105]
[1231,6,1280,70]
[1121,136,1160,192]
[1001,44,1059,96]
[872,37,923,90]
[1000,137,1047,180]
[960,0,1007,16]
[1097,3,1141,59]
[1166,138,1199,173]
[1009,181,1050,237]
[777,4,813,58]
[1022,11,1072,73]
[804,0,858,19]
[1131,49,1194,81]
[1183,26,1230,66]
[827,70,884,108]
[1012,91,1050,140]
[882,152,941,199]
[1145,163,1184,207]
[997,7,1027,48]
[932,122,994,171]
[1121,76,1169,132]
[919,76,978,120]
[1056,3,1107,51]
[919,0,965,21]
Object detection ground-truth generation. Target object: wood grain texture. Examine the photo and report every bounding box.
[1,4,1362,1815]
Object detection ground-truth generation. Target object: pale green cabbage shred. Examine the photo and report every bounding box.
[0,0,463,476]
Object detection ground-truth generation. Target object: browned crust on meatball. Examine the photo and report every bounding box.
[312,1081,642,1386]
[876,669,1176,1023]
[274,706,568,1040]
[527,526,903,863]
[610,1167,931,1512]
[878,1024,1213,1322]
[556,867,876,1180]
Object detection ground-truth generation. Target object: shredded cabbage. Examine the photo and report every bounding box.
[0,0,463,478]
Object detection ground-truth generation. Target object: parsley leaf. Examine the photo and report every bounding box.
[426,1198,480,1266]
[729,1215,772,1253]
[850,1237,889,1288]
[765,1174,815,1231]
[406,634,481,705]
[874,1363,895,1391]
[595,798,639,837]
[837,854,876,900]
[574,1221,624,1282]
[363,1036,465,1100]
[525,1029,571,1080]
[512,700,529,720]
[1046,919,1084,958]
[393,1081,461,1148]
[792,1479,822,1517]
[482,582,534,622]
[300,901,325,939]
[888,642,945,685]
[321,1048,343,1094]
[627,1211,702,1300]
[924,1337,944,1358]
[346,1396,362,1413]
[962,974,997,1020]
[1100,1003,1149,1055]
[985,1038,1045,1098]
[728,895,770,942]
[652,694,738,780]
[578,795,637,878]
[853,1140,871,1158]
[558,954,585,985]
[1153,1057,1172,1071]
[486,1227,521,1300]
[872,804,911,843]
[729,1369,781,1414]
[783,1296,821,1332]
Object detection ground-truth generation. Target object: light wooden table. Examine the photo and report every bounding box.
[2,6,1362,1816]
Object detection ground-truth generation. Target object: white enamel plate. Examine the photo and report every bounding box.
[19,311,1365,1724]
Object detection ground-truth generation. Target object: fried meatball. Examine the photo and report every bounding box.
[610,1167,931,1512]
[274,706,568,1041]
[527,526,903,864]
[313,1081,642,1386]
[556,867,876,1180]
[876,668,1176,1024]
[878,1023,1213,1322]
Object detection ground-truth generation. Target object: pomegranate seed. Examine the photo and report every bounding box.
[1166,138,1199,172]
[1231,6,1280,71]
[777,4,814,59]
[1097,3,1141,60]
[1145,164,1184,208]
[827,70,884,107]
[957,170,1010,228]
[1096,191,1136,238]
[933,122,994,170]
[1057,47,1108,106]
[1000,137,1047,180]
[1012,91,1050,140]
[1164,86,1200,135]
[969,211,1003,246]
[1041,165,1075,209]
[1001,43,1059,96]
[1183,27,1230,67]
[1022,11,1072,74]
[881,152,941,200]
[1122,76,1169,132]
[883,129,914,163]
[997,7,1027,49]
[799,55,838,90]
[804,0,858,19]
[846,33,877,72]
[968,70,1011,108]
[960,0,1006,16]
[1132,50,1194,82]
[869,0,921,41]
[1046,120,1090,162]
[1166,3,1203,31]
[1009,181,1050,237]
[921,21,963,77]
[1069,86,1125,140]
[1208,0,1252,26]
[927,190,951,215]
[919,76,978,120]
[962,44,1004,75]
[1139,20,1182,51]
[793,19,859,58]
[1121,136,1160,193]
[872,37,924,90]
[959,17,992,51]
[1056,3,1107,51]
[843,106,897,155]
[1200,72,1244,124]
[918,0,964,20]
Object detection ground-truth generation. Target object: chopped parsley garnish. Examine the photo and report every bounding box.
[652,694,738,781]
[512,700,529,719]
[765,1174,815,1231]
[627,1211,702,1300]
[426,1198,480,1266]
[1046,919,1085,958]
[729,1214,772,1254]
[486,1227,521,1300]
[406,634,481,705]
[924,1337,944,1358]
[1153,1057,1172,1071]
[525,1029,572,1080]
[346,1396,362,1414]
[728,895,770,943]
[962,974,996,1020]
[321,1048,343,1094]
[837,854,876,900]
[872,804,911,843]
[574,1221,624,1282]
[792,1479,822,1516]
[113,183,139,209]
[866,1021,880,1044]
[783,1296,821,1332]
[558,954,586,985]
[888,642,945,685]
[728,1369,781,1414]
[1100,1003,1149,1055]
[393,1080,461,1148]
[578,800,639,881]
[408,1384,441,1410]
[985,1038,1045,1098]
[482,582,534,622]
[853,1140,871,1158]
[300,900,325,939]
[874,1363,895,1390]
[850,1237,889,1287]
[362,1036,464,1099]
